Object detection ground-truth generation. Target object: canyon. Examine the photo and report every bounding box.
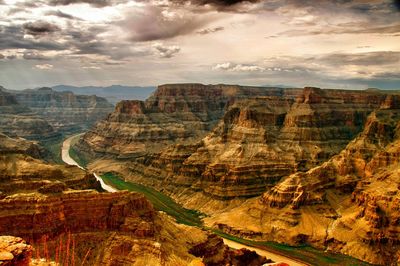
[6,87,114,134]
[0,112,269,265]
[0,87,56,140]
[75,83,400,265]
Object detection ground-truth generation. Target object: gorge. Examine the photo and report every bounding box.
[73,83,400,265]
[2,82,400,265]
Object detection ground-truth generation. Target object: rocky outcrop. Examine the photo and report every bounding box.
[0,190,154,240]
[0,88,56,140]
[7,87,114,133]
[0,236,32,266]
[0,189,267,265]
[189,234,270,266]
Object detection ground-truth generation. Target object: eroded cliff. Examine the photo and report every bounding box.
[80,85,388,200]
[0,88,56,140]
[7,87,114,133]
[210,98,400,265]
[0,133,267,266]
[76,83,400,265]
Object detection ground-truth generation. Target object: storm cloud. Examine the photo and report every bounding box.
[23,21,60,36]
[123,5,215,41]
[0,0,398,90]
[48,0,114,7]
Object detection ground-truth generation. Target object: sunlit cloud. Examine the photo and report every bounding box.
[35,63,53,70]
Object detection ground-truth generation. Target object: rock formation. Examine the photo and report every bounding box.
[77,84,283,157]
[0,133,102,197]
[0,236,32,266]
[0,133,267,265]
[6,87,114,134]
[76,83,400,265]
[212,97,400,265]
[79,85,388,199]
[0,88,56,140]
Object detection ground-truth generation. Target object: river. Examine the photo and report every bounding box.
[61,134,117,192]
[61,134,307,266]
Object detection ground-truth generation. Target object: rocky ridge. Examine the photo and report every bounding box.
[6,87,114,134]
[77,84,301,157]
[0,88,56,140]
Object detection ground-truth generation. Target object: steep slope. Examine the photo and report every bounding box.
[0,88,56,140]
[0,133,101,195]
[7,87,114,133]
[77,83,298,157]
[209,95,400,265]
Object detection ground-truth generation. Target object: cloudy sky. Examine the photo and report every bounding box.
[0,0,399,90]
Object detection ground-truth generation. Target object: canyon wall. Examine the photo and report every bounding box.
[0,133,267,266]
[0,88,56,140]
[211,98,400,265]
[7,87,114,134]
[79,84,388,199]
[76,83,400,265]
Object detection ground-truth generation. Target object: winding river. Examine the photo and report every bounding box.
[61,134,306,266]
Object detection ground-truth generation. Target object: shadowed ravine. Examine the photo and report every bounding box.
[62,134,372,266]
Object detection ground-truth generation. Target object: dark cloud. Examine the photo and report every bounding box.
[123,6,213,41]
[6,55,17,60]
[7,7,28,15]
[23,21,60,36]
[48,0,113,7]
[44,10,83,20]
[197,26,224,34]
[168,0,260,7]
[0,25,65,50]
[166,0,261,11]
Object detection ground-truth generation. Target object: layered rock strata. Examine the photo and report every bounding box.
[0,134,267,266]
[77,84,302,157]
[211,99,400,265]
[80,85,390,200]
[0,191,267,265]
[7,87,114,133]
[0,88,56,140]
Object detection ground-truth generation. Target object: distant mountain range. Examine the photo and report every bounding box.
[52,85,156,105]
